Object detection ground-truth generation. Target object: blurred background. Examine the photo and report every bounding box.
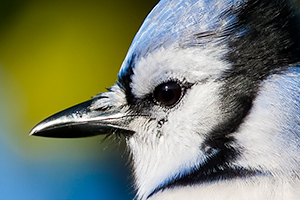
[2,1,300,200]
[0,0,158,199]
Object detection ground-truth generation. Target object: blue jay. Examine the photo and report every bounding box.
[30,0,300,199]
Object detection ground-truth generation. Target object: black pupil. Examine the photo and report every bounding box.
[154,82,181,106]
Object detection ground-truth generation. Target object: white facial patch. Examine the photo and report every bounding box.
[130,43,230,99]
[127,79,224,199]
[124,43,230,199]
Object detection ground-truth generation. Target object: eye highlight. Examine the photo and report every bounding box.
[154,81,182,107]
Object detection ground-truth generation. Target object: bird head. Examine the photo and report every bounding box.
[30,0,300,199]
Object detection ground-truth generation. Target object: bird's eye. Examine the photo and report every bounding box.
[154,81,182,107]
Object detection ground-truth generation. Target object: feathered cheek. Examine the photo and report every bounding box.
[128,116,164,143]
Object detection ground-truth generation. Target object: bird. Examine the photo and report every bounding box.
[30,0,300,199]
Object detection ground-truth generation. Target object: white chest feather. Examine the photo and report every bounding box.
[149,176,300,200]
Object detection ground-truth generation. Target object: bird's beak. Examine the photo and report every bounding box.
[29,97,134,138]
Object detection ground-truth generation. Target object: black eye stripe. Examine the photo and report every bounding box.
[153,81,182,107]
